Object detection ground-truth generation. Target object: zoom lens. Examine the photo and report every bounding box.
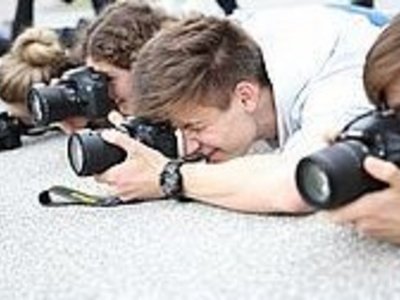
[67,130,126,176]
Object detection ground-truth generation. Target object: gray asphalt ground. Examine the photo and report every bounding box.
[2,1,400,300]
[2,132,400,299]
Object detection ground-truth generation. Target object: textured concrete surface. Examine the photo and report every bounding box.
[1,130,400,300]
[2,1,400,299]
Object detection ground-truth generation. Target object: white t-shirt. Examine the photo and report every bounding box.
[233,5,382,160]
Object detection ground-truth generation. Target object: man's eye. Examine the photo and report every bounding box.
[190,126,205,133]
[182,124,193,131]
[181,122,206,133]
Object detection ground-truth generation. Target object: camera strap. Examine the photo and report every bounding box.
[38,185,122,207]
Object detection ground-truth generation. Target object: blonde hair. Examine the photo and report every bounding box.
[0,27,68,105]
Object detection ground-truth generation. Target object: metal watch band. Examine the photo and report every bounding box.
[160,158,185,199]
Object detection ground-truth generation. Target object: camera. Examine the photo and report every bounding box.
[295,109,400,209]
[67,117,179,176]
[0,112,22,150]
[27,66,112,126]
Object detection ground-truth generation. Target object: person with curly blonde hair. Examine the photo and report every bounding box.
[0,27,69,124]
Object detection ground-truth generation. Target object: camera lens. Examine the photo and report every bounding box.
[28,90,46,125]
[28,85,81,126]
[296,160,331,206]
[68,134,86,175]
[296,140,375,209]
[67,130,127,176]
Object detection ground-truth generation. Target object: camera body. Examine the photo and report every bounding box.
[296,109,400,209]
[0,112,22,150]
[28,66,112,126]
[68,117,178,176]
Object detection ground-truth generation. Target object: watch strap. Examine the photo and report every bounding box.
[160,158,185,199]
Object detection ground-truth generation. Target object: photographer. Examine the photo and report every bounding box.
[328,15,400,244]
[94,7,380,212]
[54,0,176,133]
[0,0,175,133]
[0,27,71,125]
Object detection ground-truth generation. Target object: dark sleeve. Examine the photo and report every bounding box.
[215,0,238,15]
[351,0,374,8]
[90,0,114,15]
[11,0,34,41]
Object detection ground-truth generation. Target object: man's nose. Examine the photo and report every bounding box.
[108,84,117,101]
[183,132,201,156]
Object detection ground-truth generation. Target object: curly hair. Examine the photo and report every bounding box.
[82,0,175,69]
[0,27,68,105]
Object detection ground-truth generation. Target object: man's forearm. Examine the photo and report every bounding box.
[181,154,310,213]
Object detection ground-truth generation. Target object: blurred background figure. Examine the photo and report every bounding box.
[61,0,115,14]
[352,0,373,7]
[0,0,116,56]
[0,27,74,124]
[215,0,238,15]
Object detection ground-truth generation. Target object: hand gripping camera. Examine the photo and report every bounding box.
[67,117,178,176]
[27,66,112,126]
[295,109,400,209]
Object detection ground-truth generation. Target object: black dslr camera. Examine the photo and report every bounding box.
[0,112,22,150]
[67,117,178,176]
[296,109,400,209]
[27,66,112,126]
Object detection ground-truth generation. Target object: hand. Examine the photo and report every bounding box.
[327,156,400,245]
[107,110,125,127]
[94,130,169,201]
[57,116,88,134]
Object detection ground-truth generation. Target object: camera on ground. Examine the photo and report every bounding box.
[0,112,22,150]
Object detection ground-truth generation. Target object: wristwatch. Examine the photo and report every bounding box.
[160,158,185,199]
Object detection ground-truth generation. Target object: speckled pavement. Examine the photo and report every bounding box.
[1,131,400,300]
[2,1,400,299]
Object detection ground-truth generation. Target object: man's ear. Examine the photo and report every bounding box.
[233,81,260,112]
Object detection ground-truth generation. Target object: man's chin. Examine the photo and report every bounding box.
[206,151,229,163]
[207,149,248,163]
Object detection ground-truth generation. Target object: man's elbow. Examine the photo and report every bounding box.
[280,195,312,213]
[271,188,313,213]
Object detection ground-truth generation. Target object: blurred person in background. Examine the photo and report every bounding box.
[0,27,73,124]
